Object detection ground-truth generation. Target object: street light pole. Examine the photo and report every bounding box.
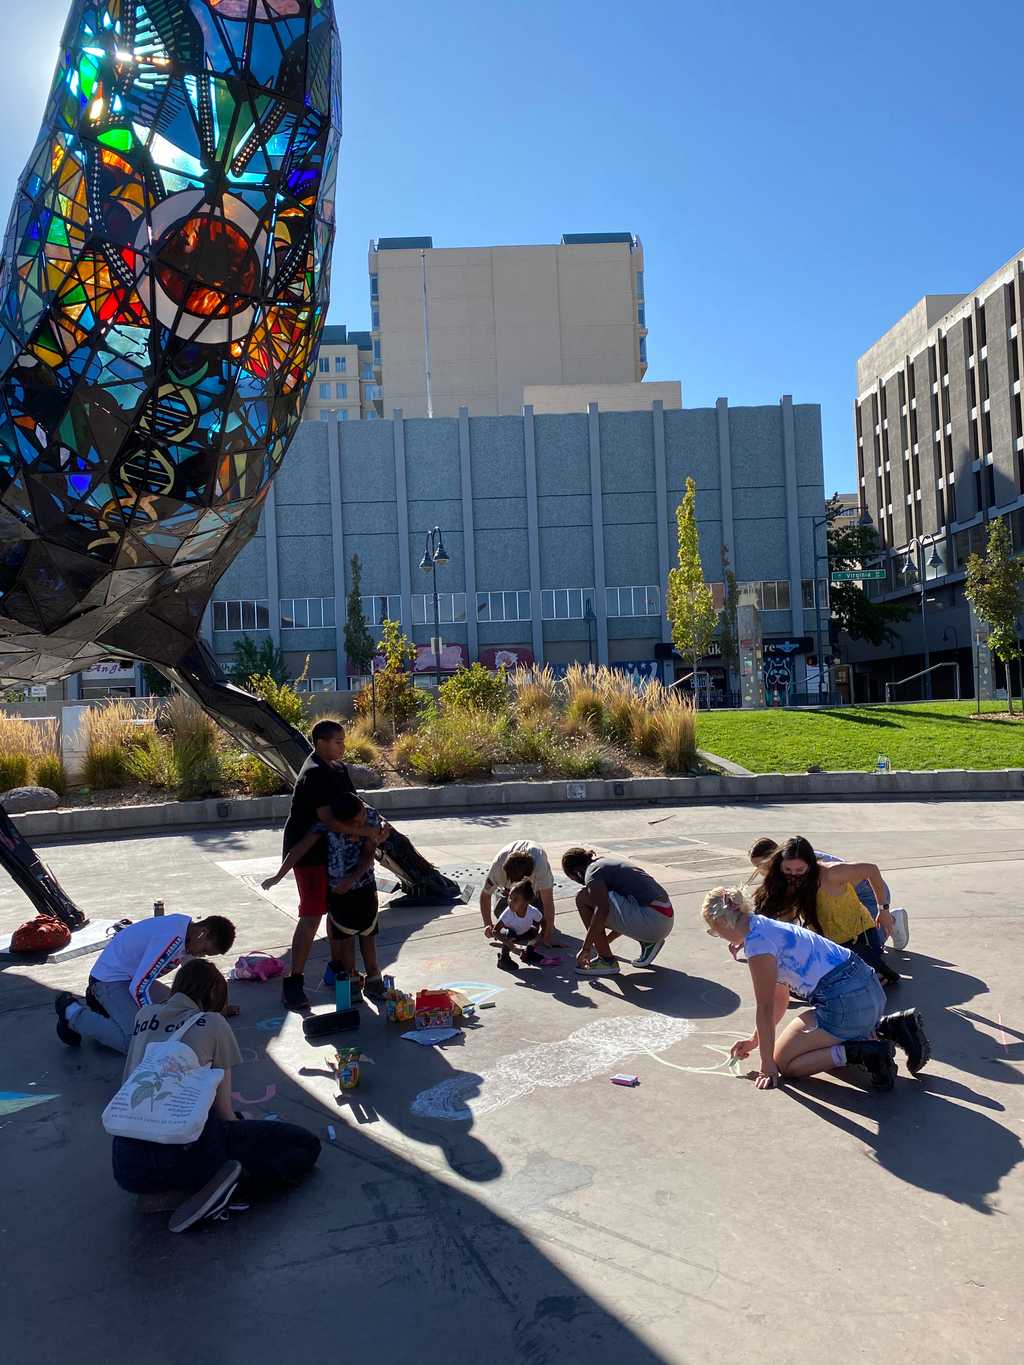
[900,536,945,701]
[419,526,450,689]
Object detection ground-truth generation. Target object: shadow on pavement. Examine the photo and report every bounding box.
[1,968,673,1365]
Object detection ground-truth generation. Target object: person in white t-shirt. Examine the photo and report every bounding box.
[701,887,929,1092]
[480,840,560,948]
[486,878,544,971]
[55,913,237,1055]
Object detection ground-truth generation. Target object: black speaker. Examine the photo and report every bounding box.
[302,1009,360,1039]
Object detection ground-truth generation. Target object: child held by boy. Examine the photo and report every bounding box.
[263,793,388,999]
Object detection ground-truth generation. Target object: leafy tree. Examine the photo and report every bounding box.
[826,499,909,646]
[666,477,717,693]
[438,662,510,712]
[344,553,375,679]
[717,543,739,685]
[226,635,288,686]
[354,618,423,733]
[140,663,172,697]
[964,516,1024,713]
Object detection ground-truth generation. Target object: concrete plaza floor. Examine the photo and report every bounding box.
[2,797,1022,1364]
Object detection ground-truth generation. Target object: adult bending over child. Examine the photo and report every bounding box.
[480,840,561,948]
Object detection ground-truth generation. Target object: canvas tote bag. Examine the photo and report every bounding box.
[102,1012,222,1144]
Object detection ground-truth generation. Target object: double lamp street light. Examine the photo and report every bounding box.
[419,526,450,686]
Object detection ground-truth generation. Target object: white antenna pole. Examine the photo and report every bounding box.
[420,248,433,419]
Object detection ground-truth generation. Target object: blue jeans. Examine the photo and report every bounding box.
[73,978,138,1053]
[810,956,886,1041]
[112,1115,320,1198]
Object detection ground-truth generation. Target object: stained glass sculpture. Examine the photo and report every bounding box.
[0,0,341,777]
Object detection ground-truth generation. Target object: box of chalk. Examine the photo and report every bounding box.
[610,1073,640,1087]
[303,1009,360,1039]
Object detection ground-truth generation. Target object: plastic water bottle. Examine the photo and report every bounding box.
[875,754,891,773]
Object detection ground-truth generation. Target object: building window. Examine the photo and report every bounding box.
[639,336,647,364]
[339,409,348,422]
[295,676,338,694]
[741,580,791,611]
[360,594,402,626]
[213,600,270,632]
[335,356,346,374]
[373,339,381,362]
[279,598,337,630]
[369,273,379,299]
[360,364,374,380]
[335,383,348,399]
[540,589,596,621]
[371,309,380,330]
[412,593,467,626]
[319,357,330,374]
[319,410,332,422]
[637,306,646,328]
[635,270,644,299]
[318,383,330,399]
[605,585,661,617]
[477,590,531,622]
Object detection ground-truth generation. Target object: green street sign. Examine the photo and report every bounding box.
[831,569,886,582]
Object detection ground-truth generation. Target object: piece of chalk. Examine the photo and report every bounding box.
[327,1125,337,1142]
[611,1074,640,1087]
[479,1001,496,1009]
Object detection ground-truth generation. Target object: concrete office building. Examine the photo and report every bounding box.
[303,325,379,423]
[367,234,649,419]
[204,398,828,702]
[523,381,682,415]
[850,248,1024,697]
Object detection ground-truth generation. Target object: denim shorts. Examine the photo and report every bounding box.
[810,955,886,1041]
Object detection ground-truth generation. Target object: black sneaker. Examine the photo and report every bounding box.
[55,991,81,1048]
[168,1161,242,1234]
[496,949,518,973]
[632,941,665,968]
[878,1009,931,1075]
[281,974,309,1010]
[363,976,387,1000]
[844,1039,897,1091]
[521,946,543,966]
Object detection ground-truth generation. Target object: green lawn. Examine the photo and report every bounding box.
[696,701,1024,773]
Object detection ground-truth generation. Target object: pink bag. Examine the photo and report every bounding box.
[230,951,286,982]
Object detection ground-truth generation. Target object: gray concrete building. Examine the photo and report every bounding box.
[203,398,828,703]
[851,249,1024,698]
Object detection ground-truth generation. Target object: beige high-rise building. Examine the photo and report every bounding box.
[303,325,379,423]
[368,233,648,418]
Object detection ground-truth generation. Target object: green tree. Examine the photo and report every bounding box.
[717,543,739,686]
[827,500,910,646]
[354,618,422,733]
[226,635,288,686]
[964,516,1024,713]
[344,553,375,679]
[666,477,717,696]
[140,663,172,697]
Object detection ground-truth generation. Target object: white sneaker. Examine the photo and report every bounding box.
[889,907,910,951]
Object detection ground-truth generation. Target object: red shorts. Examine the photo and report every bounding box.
[294,864,329,919]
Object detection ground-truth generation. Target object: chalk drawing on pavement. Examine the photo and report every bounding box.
[410,1014,696,1121]
[0,1091,58,1117]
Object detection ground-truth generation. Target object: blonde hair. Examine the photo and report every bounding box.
[701,885,751,935]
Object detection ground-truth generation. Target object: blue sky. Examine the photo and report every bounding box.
[5,1,1023,493]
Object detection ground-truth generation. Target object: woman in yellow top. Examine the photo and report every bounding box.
[754,836,899,986]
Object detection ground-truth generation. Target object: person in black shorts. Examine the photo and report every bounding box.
[276,721,388,1009]
[266,793,387,998]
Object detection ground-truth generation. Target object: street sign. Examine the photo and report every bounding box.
[831,569,886,582]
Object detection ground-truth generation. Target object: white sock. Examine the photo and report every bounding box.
[830,1044,847,1066]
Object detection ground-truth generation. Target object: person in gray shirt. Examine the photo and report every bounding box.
[561,847,675,976]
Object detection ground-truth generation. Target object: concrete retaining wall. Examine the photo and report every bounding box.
[10,767,1024,841]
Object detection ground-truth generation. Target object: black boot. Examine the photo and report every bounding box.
[281,973,309,1010]
[878,1009,930,1074]
[843,1039,897,1091]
